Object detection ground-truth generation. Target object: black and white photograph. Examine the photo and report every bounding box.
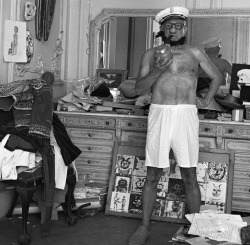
[0,2,248,245]
[96,69,128,88]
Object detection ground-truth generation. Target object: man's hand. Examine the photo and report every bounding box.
[196,97,211,109]
[155,56,173,70]
[154,45,173,70]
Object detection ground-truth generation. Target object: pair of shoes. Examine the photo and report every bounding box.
[128,225,150,245]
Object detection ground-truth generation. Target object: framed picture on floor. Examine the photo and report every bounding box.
[105,141,234,223]
[96,69,128,88]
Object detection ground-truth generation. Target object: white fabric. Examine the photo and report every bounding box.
[145,104,199,168]
[0,134,11,179]
[0,134,36,180]
[50,130,68,190]
[201,37,221,48]
[54,144,68,189]
[71,160,78,182]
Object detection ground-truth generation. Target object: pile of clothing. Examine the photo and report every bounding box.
[0,72,81,213]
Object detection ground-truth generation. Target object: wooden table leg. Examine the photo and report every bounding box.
[6,189,18,218]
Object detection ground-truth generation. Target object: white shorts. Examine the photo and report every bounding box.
[145,104,199,168]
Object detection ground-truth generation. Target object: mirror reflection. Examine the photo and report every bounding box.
[97,16,250,87]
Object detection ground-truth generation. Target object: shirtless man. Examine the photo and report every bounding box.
[128,6,222,245]
[201,37,232,86]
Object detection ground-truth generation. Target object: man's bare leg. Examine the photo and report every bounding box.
[180,167,201,214]
[128,167,163,245]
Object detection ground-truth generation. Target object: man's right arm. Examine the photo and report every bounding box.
[135,50,158,95]
[135,49,172,95]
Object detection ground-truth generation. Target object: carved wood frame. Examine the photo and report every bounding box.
[88,8,250,77]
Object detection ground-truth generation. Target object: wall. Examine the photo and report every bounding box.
[0,0,62,81]
[0,0,66,99]
[190,17,234,61]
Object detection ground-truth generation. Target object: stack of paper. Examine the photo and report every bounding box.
[186,213,247,244]
[85,182,108,197]
[73,182,108,211]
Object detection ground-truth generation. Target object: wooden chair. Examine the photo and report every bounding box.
[4,162,77,245]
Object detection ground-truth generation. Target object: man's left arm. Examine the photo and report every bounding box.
[196,49,222,108]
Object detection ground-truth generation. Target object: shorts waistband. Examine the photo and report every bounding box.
[150,104,196,108]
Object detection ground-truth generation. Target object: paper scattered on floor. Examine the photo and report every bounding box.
[187,213,247,244]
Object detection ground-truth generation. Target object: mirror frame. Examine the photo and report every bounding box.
[88,8,250,77]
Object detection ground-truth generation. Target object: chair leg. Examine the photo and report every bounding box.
[6,189,18,218]
[64,173,77,225]
[16,186,36,245]
[41,205,52,237]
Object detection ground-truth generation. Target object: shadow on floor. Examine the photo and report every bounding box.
[0,210,182,245]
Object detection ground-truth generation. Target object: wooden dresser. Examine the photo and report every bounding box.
[56,111,250,213]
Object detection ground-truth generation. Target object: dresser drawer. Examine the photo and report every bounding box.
[224,139,250,151]
[120,131,146,145]
[76,142,113,156]
[232,200,250,212]
[75,157,112,169]
[59,115,116,129]
[67,127,115,142]
[117,119,147,131]
[199,123,217,136]
[77,166,111,185]
[226,150,250,212]
[199,136,217,148]
[222,125,250,139]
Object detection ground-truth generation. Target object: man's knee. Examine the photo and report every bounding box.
[180,167,198,185]
[146,167,163,186]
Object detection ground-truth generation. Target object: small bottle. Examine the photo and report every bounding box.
[111,88,120,102]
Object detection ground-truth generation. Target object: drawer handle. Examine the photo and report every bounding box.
[105,121,110,125]
[228,129,233,133]
[87,160,92,164]
[88,133,92,137]
[128,122,132,127]
[204,127,210,132]
[88,147,92,151]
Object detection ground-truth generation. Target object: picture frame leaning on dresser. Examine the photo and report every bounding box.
[96,69,128,89]
[105,141,235,224]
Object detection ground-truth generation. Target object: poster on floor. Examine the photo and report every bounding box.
[105,142,234,223]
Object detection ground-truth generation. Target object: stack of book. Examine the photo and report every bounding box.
[217,113,232,121]
[73,182,108,211]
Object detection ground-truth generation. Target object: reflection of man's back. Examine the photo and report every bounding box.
[207,55,232,85]
[199,37,232,86]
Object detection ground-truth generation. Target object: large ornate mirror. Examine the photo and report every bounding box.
[88,9,250,88]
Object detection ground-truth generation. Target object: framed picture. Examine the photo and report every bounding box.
[230,63,250,102]
[96,69,128,88]
[105,141,234,224]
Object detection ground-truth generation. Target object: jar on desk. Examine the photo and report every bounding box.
[110,88,121,102]
[232,109,244,122]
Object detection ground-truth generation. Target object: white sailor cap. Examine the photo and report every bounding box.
[201,37,221,49]
[155,6,189,24]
